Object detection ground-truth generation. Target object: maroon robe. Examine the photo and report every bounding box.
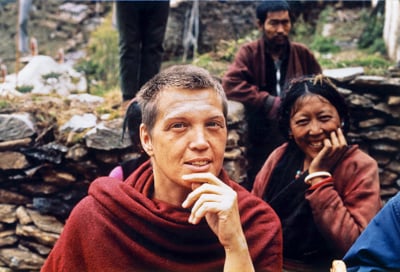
[222,39,322,112]
[41,160,282,272]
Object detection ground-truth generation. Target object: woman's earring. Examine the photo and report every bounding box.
[341,121,345,128]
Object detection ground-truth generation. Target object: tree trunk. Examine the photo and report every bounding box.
[383,0,400,63]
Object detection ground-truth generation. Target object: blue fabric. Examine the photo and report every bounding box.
[344,192,400,271]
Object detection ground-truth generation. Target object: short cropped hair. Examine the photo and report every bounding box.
[137,64,228,134]
[256,0,291,24]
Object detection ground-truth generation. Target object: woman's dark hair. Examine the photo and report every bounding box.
[122,99,143,152]
[278,74,350,140]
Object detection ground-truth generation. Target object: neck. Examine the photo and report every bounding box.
[270,48,283,61]
[152,176,191,207]
[303,158,312,172]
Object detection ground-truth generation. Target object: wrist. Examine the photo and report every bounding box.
[308,176,333,190]
[304,171,331,185]
[224,233,249,252]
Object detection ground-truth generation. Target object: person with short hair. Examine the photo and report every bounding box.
[222,0,322,190]
[41,65,283,272]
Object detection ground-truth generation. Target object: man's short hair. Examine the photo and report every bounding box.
[256,0,291,24]
[137,65,228,134]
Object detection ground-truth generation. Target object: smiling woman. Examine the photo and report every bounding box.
[252,74,382,272]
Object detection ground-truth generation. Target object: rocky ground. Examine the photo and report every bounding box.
[0,1,389,150]
[0,1,112,72]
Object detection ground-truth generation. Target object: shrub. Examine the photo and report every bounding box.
[16,85,34,93]
[42,72,62,80]
[311,36,341,54]
[74,13,119,95]
[358,3,385,51]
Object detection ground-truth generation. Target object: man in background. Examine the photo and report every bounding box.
[222,0,322,190]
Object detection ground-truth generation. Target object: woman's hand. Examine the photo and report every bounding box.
[309,127,348,173]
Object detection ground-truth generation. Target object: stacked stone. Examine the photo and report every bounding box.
[0,70,399,270]
[0,107,133,270]
[326,67,400,203]
[0,96,249,271]
[223,100,248,184]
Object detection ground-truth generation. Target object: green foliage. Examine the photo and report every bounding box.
[367,38,386,55]
[214,30,259,62]
[318,53,392,76]
[192,53,229,78]
[0,99,10,110]
[310,36,341,54]
[359,9,387,56]
[42,72,62,80]
[74,13,119,94]
[193,53,213,67]
[350,55,390,68]
[16,85,34,93]
[188,30,259,77]
[291,15,315,45]
[358,7,384,51]
[298,6,341,54]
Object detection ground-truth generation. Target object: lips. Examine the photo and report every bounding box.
[188,160,210,167]
[273,35,287,43]
[310,142,323,148]
[185,158,212,169]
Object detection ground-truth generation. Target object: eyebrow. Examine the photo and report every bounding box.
[267,18,290,23]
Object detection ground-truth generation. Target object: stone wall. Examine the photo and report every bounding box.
[325,67,400,200]
[164,1,258,59]
[0,68,399,271]
[0,97,247,271]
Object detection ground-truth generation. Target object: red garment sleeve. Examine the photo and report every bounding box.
[222,43,271,110]
[305,149,382,256]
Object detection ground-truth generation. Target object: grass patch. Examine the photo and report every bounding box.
[310,36,341,54]
[74,12,119,95]
[0,99,11,110]
[318,50,392,76]
[16,85,34,93]
[42,72,62,80]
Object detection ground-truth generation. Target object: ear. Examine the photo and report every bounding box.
[140,124,154,156]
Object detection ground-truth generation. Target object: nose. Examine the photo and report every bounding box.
[308,121,323,135]
[189,127,209,150]
[276,24,285,33]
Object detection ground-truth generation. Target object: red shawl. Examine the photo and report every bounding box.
[41,160,282,272]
